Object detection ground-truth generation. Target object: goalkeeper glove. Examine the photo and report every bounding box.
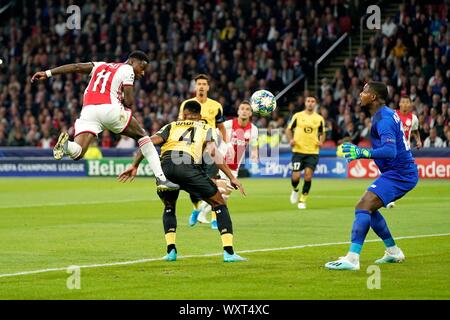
[341,142,371,162]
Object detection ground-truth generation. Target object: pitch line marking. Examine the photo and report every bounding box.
[0,232,449,279]
[1,195,448,209]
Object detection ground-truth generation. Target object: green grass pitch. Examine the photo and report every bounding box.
[0,177,449,299]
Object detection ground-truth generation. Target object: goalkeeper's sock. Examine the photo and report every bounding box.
[349,209,371,255]
[370,210,396,248]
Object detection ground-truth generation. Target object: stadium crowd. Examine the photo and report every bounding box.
[0,0,448,149]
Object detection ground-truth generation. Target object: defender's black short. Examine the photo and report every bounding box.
[202,153,220,178]
[161,155,218,199]
[291,152,319,172]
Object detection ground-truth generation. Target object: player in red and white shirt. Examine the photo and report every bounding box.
[31,51,178,190]
[387,95,422,209]
[197,101,258,223]
[396,95,422,149]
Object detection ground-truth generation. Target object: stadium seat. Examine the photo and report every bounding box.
[358,139,372,148]
[322,140,337,148]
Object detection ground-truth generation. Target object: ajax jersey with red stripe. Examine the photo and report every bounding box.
[83,62,135,107]
[224,118,258,171]
[395,109,418,144]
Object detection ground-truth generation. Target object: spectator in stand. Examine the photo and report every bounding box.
[382,17,397,38]
[444,131,450,147]
[423,127,445,148]
[100,130,113,149]
[0,0,448,151]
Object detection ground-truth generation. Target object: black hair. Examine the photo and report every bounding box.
[306,95,319,102]
[368,81,389,102]
[194,74,209,83]
[128,51,149,63]
[184,100,201,114]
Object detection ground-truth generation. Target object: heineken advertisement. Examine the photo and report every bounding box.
[87,159,155,177]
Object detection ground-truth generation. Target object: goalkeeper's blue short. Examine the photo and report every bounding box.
[367,169,419,207]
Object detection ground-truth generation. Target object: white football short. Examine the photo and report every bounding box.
[74,104,132,137]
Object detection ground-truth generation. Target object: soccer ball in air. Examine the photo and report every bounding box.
[250,90,277,116]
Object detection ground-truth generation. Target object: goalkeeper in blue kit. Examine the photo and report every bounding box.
[325,82,419,270]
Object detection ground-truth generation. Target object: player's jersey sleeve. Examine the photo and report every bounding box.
[155,123,172,142]
[215,103,225,124]
[89,62,106,77]
[287,113,298,129]
[250,124,259,147]
[118,64,135,86]
[411,114,419,131]
[318,116,325,134]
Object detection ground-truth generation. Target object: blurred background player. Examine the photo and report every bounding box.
[396,96,422,149]
[325,82,418,270]
[286,96,325,209]
[178,74,227,229]
[387,95,422,208]
[30,51,178,190]
[119,101,246,262]
[196,101,259,224]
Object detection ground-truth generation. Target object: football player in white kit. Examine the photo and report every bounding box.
[197,101,259,224]
[31,51,178,190]
[387,95,422,208]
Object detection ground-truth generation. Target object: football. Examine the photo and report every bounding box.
[250,89,277,116]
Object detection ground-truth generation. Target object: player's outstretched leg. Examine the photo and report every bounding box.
[371,210,405,264]
[159,189,179,261]
[53,132,69,160]
[210,179,232,229]
[298,168,313,209]
[206,189,246,262]
[213,204,246,262]
[53,132,94,160]
[326,191,384,270]
[325,209,371,270]
[122,117,179,191]
[290,172,300,204]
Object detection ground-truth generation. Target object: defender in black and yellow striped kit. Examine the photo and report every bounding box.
[118,100,247,262]
[286,96,325,209]
[178,74,227,228]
